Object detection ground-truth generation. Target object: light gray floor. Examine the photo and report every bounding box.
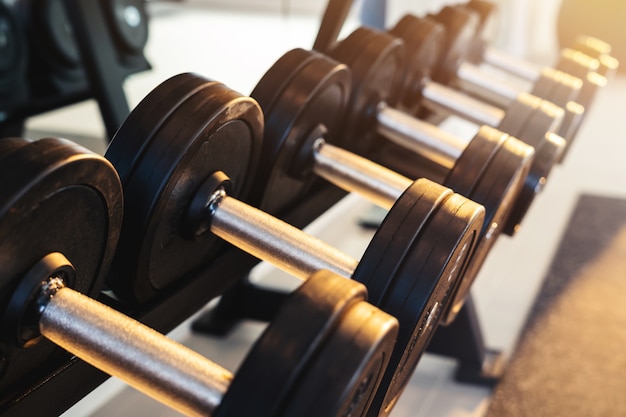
[23,2,624,416]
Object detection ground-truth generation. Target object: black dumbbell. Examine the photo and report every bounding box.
[0,137,398,417]
[250,47,532,334]
[104,72,485,417]
[388,13,582,159]
[317,26,555,239]
[464,0,618,78]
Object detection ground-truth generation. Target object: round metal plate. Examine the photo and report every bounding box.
[388,15,445,115]
[517,98,564,148]
[279,291,398,417]
[498,92,542,137]
[106,78,263,304]
[106,73,215,185]
[0,137,122,394]
[215,270,397,417]
[428,6,479,84]
[352,178,483,416]
[329,27,405,155]
[443,131,533,322]
[558,101,585,159]
[250,49,351,214]
[504,132,565,235]
[106,0,149,53]
[444,125,502,194]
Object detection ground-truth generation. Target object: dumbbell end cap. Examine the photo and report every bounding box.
[2,253,75,347]
[183,171,232,242]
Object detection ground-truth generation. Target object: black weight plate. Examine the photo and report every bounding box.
[530,68,561,101]
[108,79,263,304]
[329,27,405,155]
[498,92,542,137]
[576,71,606,113]
[0,137,122,392]
[551,70,583,106]
[215,270,390,417]
[366,188,483,417]
[0,4,21,75]
[251,48,318,118]
[516,98,564,148]
[39,0,80,67]
[106,73,214,185]
[464,0,496,32]
[389,15,445,115]
[280,291,398,417]
[443,133,533,323]
[556,48,600,79]
[0,137,31,163]
[427,6,479,84]
[558,101,585,159]
[504,132,565,235]
[444,125,502,195]
[250,49,351,214]
[106,0,149,53]
[556,48,607,110]
[352,179,483,416]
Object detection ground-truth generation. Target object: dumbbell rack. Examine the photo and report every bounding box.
[1,0,555,413]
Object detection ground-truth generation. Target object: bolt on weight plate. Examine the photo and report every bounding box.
[388,15,445,115]
[0,137,122,394]
[250,49,352,214]
[328,27,406,155]
[352,179,483,416]
[106,76,263,304]
[214,270,398,417]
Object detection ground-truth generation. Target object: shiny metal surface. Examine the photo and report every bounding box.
[210,193,358,280]
[313,139,410,209]
[456,62,519,105]
[39,285,231,417]
[422,81,506,127]
[483,46,540,81]
[376,103,465,171]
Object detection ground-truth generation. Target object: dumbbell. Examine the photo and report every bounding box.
[316,26,556,238]
[250,47,532,334]
[462,0,618,79]
[104,72,485,417]
[388,12,583,157]
[0,137,398,417]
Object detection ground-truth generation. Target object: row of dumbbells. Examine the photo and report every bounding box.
[0,3,616,417]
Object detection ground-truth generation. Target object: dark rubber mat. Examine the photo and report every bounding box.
[486,194,626,416]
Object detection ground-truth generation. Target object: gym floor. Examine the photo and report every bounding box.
[23,2,626,416]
